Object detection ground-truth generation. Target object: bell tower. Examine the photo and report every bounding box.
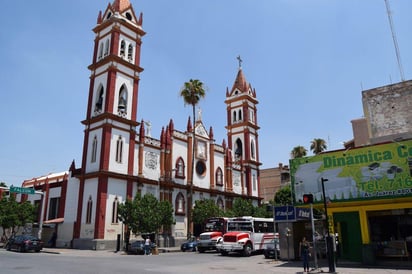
[74,0,145,240]
[225,57,261,198]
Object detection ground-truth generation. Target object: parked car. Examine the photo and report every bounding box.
[128,240,145,255]
[264,238,280,259]
[6,235,43,253]
[180,237,198,252]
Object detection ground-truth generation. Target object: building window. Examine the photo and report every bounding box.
[118,85,127,115]
[196,161,206,176]
[95,86,104,113]
[127,44,133,61]
[175,158,185,178]
[98,42,103,60]
[112,197,119,224]
[238,109,242,121]
[249,109,255,123]
[48,197,59,220]
[91,136,98,163]
[251,140,255,160]
[217,198,224,210]
[175,192,185,215]
[86,196,93,224]
[233,110,237,122]
[216,167,223,186]
[116,136,123,163]
[104,39,110,56]
[120,40,126,57]
[252,174,257,191]
[235,139,243,161]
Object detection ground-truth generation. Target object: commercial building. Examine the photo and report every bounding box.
[291,80,412,263]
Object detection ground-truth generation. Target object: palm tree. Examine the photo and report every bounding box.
[310,138,327,155]
[290,145,307,159]
[179,79,206,237]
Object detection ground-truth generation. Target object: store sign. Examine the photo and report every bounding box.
[274,206,311,222]
[290,140,412,203]
[274,206,295,222]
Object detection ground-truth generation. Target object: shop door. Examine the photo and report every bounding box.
[334,212,362,262]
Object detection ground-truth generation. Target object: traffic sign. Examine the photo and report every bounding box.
[10,186,35,194]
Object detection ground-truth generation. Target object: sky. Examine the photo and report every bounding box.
[1,0,412,186]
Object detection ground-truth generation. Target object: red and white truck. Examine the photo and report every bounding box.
[197,217,228,253]
[216,216,275,257]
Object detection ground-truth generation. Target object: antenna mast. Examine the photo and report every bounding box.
[384,0,405,81]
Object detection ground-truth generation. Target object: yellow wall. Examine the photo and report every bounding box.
[314,197,412,244]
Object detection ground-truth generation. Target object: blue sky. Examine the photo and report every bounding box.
[1,0,412,186]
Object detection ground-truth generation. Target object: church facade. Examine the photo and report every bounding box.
[21,0,262,249]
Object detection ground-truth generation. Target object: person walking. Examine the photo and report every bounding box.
[299,237,310,272]
[144,237,151,255]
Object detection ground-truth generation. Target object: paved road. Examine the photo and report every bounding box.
[1,247,411,274]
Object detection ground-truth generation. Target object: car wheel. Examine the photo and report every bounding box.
[198,247,205,253]
[220,251,228,256]
[18,245,24,253]
[243,243,252,257]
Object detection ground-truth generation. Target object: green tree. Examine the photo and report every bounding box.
[310,138,327,155]
[253,205,272,218]
[192,199,223,226]
[179,79,206,237]
[0,194,36,240]
[118,194,141,250]
[118,193,174,249]
[274,185,293,205]
[291,145,307,158]
[231,198,254,217]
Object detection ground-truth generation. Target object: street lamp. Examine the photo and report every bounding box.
[321,177,336,273]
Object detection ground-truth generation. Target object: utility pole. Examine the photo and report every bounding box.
[321,177,335,273]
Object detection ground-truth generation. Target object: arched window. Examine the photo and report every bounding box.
[116,136,123,163]
[249,109,255,123]
[104,39,110,56]
[233,110,237,122]
[86,196,93,224]
[98,42,103,60]
[175,157,185,178]
[235,139,243,161]
[215,167,223,186]
[120,40,126,57]
[95,86,104,113]
[118,85,127,115]
[91,136,98,163]
[252,174,257,191]
[238,109,242,121]
[111,196,119,224]
[175,192,185,215]
[217,198,224,210]
[127,44,133,61]
[251,140,255,160]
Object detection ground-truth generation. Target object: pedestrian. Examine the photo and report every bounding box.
[299,236,310,273]
[144,237,151,255]
[48,231,57,248]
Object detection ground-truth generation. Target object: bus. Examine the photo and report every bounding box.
[197,217,229,253]
[217,216,276,256]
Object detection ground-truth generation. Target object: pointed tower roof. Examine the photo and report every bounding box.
[112,0,131,12]
[231,68,249,93]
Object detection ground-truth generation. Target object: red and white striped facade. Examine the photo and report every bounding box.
[20,0,262,249]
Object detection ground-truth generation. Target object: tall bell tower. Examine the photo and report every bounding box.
[225,57,261,198]
[74,0,145,240]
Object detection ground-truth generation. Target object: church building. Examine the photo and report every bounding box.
[21,0,262,249]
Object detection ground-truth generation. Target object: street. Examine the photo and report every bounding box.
[0,248,411,274]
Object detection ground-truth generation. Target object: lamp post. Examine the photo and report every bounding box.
[321,177,336,273]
